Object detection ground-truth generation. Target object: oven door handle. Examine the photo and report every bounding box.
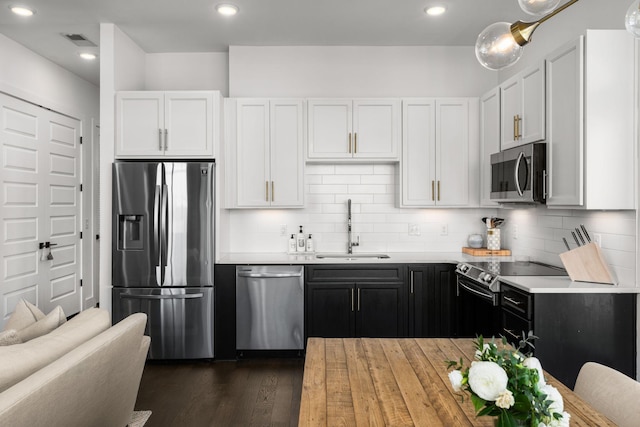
[458,281,498,306]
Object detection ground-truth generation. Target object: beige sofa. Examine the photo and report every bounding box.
[0,308,150,427]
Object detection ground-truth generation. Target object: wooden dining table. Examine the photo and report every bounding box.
[299,337,615,426]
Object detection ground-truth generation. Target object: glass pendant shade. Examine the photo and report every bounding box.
[518,0,562,16]
[625,0,640,37]
[475,22,524,70]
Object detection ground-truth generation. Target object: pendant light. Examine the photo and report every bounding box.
[625,0,640,37]
[475,0,580,70]
[518,0,562,16]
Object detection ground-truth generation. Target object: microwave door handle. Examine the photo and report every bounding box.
[514,151,525,197]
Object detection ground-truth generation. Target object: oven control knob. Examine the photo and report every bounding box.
[484,274,493,282]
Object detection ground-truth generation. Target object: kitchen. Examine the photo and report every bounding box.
[0,0,639,425]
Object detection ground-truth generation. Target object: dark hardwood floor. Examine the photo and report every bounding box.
[134,358,304,427]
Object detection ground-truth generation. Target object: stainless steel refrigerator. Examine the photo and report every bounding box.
[112,161,215,359]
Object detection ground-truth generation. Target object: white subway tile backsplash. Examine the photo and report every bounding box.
[361,174,393,185]
[306,164,336,175]
[335,164,374,174]
[322,175,361,184]
[347,184,387,194]
[309,184,349,194]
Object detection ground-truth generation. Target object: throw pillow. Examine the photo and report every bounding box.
[4,299,45,332]
[16,306,66,342]
[0,329,21,346]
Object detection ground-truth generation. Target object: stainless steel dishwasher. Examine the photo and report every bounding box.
[236,266,304,350]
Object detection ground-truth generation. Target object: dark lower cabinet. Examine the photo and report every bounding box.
[501,283,637,389]
[408,264,456,337]
[305,265,406,339]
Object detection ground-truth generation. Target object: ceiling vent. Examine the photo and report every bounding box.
[62,33,97,47]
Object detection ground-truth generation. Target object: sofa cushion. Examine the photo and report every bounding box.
[4,300,45,332]
[16,306,66,343]
[0,330,21,346]
[0,307,110,393]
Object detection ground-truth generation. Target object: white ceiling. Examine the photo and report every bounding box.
[0,1,534,86]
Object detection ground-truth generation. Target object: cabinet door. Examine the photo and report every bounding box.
[236,99,270,207]
[500,76,521,150]
[409,265,455,338]
[520,63,545,145]
[546,38,584,207]
[307,99,352,159]
[164,92,214,157]
[480,89,500,207]
[306,283,355,338]
[270,100,304,207]
[356,282,405,338]
[436,99,469,206]
[115,92,164,157]
[352,99,400,159]
[401,99,436,207]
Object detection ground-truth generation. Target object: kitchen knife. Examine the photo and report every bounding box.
[580,224,592,243]
[562,237,571,251]
[571,231,581,246]
[575,228,586,245]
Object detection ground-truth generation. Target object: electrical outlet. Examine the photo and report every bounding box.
[592,233,602,247]
[440,224,448,236]
[512,224,518,240]
[280,224,287,236]
[408,223,421,236]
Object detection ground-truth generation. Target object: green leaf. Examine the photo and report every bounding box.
[470,394,487,412]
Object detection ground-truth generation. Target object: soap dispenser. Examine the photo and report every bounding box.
[306,234,314,252]
[288,234,297,253]
[296,226,306,252]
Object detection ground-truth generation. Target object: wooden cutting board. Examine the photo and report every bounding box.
[462,247,512,256]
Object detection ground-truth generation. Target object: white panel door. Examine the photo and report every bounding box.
[436,99,469,206]
[236,99,270,207]
[353,99,400,159]
[270,100,304,207]
[480,88,500,207]
[115,92,164,157]
[520,63,546,144]
[164,92,214,157]
[0,93,82,326]
[500,77,521,150]
[307,99,352,159]
[401,99,435,207]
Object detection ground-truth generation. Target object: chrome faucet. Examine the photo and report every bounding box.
[347,199,359,254]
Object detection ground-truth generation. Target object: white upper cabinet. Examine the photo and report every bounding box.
[480,88,500,207]
[500,62,545,150]
[546,31,635,209]
[307,98,400,161]
[229,98,304,208]
[116,91,218,158]
[400,98,478,207]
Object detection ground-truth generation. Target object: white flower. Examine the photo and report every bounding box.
[541,384,564,414]
[474,343,491,359]
[468,361,509,401]
[523,357,546,387]
[448,370,463,392]
[495,389,515,409]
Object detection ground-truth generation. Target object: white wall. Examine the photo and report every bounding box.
[146,52,229,95]
[229,46,498,97]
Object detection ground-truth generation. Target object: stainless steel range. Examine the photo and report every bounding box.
[454,261,567,338]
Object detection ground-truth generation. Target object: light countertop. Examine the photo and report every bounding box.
[217,252,639,294]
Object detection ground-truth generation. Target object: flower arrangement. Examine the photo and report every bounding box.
[446,333,570,427]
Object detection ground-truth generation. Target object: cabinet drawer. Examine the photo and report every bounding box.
[306,265,404,282]
[501,284,532,318]
[502,309,532,345]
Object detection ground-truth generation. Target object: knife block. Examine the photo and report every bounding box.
[559,242,616,285]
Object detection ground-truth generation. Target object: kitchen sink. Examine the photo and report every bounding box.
[315,253,390,260]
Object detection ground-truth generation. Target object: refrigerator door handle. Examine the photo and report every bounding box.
[153,185,161,266]
[120,293,204,300]
[160,183,168,276]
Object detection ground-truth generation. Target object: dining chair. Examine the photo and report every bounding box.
[574,362,640,427]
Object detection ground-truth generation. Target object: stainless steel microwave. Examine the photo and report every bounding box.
[490,143,546,204]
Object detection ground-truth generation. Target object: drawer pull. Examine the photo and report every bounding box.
[504,296,523,306]
[504,328,520,340]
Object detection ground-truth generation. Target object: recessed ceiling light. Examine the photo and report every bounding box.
[425,6,446,16]
[79,52,97,61]
[216,4,238,16]
[9,5,35,16]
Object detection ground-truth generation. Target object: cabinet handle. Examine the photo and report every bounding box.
[164,129,168,150]
[515,115,522,139]
[431,181,435,201]
[265,181,269,202]
[513,115,517,140]
[351,288,355,312]
[503,328,520,340]
[158,129,162,151]
[410,271,414,294]
[543,170,548,199]
[437,181,441,201]
[354,133,358,154]
[504,296,523,306]
[357,287,361,312]
[271,181,274,202]
[348,133,352,153]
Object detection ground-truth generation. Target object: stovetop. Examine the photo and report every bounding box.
[455,261,567,292]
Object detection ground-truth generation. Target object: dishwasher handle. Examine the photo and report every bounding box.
[237,271,302,278]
